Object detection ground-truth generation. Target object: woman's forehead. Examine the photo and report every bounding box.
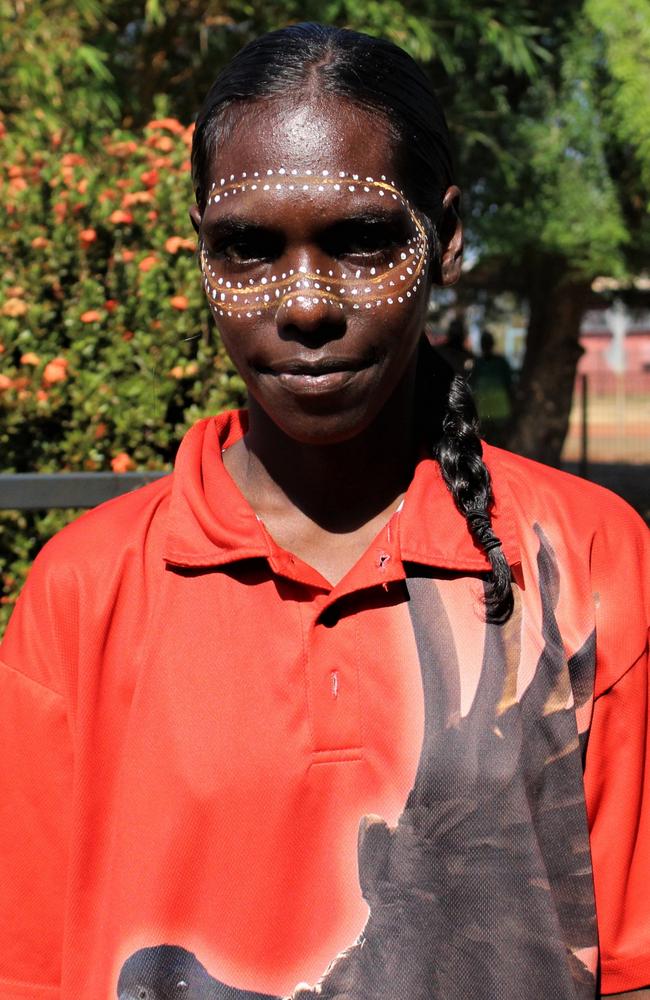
[206,95,400,190]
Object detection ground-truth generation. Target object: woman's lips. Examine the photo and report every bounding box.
[259,357,373,395]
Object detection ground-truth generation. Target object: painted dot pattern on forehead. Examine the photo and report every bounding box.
[199,169,429,320]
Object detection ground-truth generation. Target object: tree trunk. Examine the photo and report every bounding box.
[505,258,592,466]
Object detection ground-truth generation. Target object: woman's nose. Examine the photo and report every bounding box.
[276,259,347,339]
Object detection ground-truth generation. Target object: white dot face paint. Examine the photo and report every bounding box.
[200,168,429,321]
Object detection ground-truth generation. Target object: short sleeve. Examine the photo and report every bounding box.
[583,498,650,995]
[0,543,76,998]
[0,662,73,996]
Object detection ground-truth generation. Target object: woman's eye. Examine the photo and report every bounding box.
[323,221,404,260]
[207,229,282,265]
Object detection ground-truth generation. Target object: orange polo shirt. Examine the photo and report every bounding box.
[0,409,648,1000]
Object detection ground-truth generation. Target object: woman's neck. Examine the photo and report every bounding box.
[224,377,420,535]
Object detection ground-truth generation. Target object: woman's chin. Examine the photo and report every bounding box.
[248,367,391,445]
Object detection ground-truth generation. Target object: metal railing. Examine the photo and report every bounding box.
[562,370,650,469]
[0,471,167,511]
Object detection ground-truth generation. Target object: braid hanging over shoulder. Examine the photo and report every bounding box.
[416,340,514,624]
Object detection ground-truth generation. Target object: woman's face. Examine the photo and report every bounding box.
[191,96,461,445]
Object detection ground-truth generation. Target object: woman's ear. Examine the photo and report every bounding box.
[189,204,201,234]
[433,185,463,287]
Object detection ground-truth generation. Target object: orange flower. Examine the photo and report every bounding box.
[8,165,23,178]
[106,140,138,157]
[36,389,48,402]
[141,168,159,188]
[80,309,102,323]
[53,201,67,222]
[105,299,117,313]
[122,190,153,207]
[9,177,27,192]
[149,135,174,153]
[99,187,116,203]
[169,365,185,379]
[20,352,40,365]
[138,255,157,273]
[165,236,196,254]
[7,286,24,297]
[31,236,49,249]
[0,121,6,141]
[111,451,135,473]
[147,210,158,221]
[2,297,28,317]
[146,117,185,135]
[150,156,172,169]
[51,130,62,148]
[170,295,189,311]
[94,422,108,439]
[108,209,133,225]
[43,358,68,385]
[0,374,12,391]
[121,250,135,262]
[121,330,135,341]
[79,227,97,246]
[61,153,86,167]
[77,178,88,194]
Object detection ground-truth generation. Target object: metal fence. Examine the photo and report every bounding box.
[562,370,650,468]
[0,471,167,511]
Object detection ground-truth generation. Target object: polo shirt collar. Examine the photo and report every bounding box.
[162,410,521,574]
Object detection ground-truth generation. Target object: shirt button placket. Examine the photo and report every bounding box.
[307,600,362,758]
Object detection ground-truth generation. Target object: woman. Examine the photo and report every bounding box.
[0,24,648,1000]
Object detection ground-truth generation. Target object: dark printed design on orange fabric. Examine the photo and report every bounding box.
[117,527,598,1000]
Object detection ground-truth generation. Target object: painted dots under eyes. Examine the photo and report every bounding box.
[200,171,429,317]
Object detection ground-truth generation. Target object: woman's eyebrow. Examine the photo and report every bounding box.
[325,208,409,227]
[202,215,275,236]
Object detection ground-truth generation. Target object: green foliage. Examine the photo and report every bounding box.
[586,0,650,197]
[0,117,245,625]
[0,0,120,143]
[469,21,630,279]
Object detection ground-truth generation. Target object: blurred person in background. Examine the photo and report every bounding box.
[433,315,475,375]
[471,328,514,445]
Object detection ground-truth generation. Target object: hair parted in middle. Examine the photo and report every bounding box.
[191,22,514,623]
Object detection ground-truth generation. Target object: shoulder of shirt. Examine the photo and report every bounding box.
[484,443,649,541]
[30,472,174,579]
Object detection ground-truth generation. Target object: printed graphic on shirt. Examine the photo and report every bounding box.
[117,526,598,1000]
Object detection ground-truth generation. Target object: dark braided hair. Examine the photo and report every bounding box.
[191,23,514,623]
[415,342,514,622]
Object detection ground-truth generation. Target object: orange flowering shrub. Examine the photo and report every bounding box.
[111,451,136,473]
[0,116,246,625]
